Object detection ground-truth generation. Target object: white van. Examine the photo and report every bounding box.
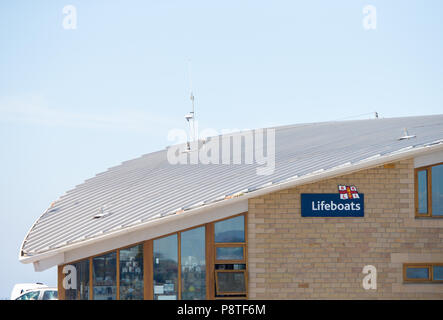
[15,287,58,300]
[10,283,49,300]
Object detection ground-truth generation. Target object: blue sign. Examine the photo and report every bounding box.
[301,193,364,217]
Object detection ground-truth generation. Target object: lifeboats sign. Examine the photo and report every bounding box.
[301,185,364,217]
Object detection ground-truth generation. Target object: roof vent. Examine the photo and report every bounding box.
[93,206,111,219]
[398,128,416,140]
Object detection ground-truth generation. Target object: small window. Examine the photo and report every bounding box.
[417,170,428,214]
[433,266,443,281]
[405,266,430,280]
[215,246,245,263]
[404,264,443,282]
[431,165,443,216]
[215,270,247,296]
[214,215,245,243]
[42,290,58,300]
[415,163,443,217]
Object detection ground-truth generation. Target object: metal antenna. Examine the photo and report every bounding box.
[184,60,196,151]
[189,60,196,142]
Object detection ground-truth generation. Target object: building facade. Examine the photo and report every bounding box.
[248,158,443,299]
[55,156,443,300]
[20,115,443,299]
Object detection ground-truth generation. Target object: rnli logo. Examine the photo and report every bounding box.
[338,185,360,199]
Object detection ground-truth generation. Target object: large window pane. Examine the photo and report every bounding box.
[406,267,429,280]
[417,170,428,214]
[181,227,206,300]
[433,266,443,281]
[431,164,443,216]
[214,216,245,243]
[153,234,178,300]
[120,244,144,300]
[216,247,244,261]
[93,252,117,300]
[65,259,89,300]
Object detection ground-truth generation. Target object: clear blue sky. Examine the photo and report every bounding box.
[1,0,442,299]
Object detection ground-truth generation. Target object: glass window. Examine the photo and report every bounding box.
[215,271,246,295]
[433,266,443,281]
[215,264,246,270]
[16,290,40,300]
[181,227,206,300]
[417,170,428,214]
[93,252,117,300]
[431,164,443,216]
[120,244,144,300]
[216,247,244,261]
[214,215,245,243]
[153,234,178,300]
[406,267,429,280]
[65,259,89,300]
[42,290,58,300]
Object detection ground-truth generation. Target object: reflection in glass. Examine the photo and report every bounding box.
[42,290,58,300]
[433,266,443,281]
[16,291,40,300]
[154,234,178,300]
[93,251,117,300]
[181,227,206,300]
[431,165,443,216]
[216,247,244,261]
[215,264,246,270]
[406,267,429,280]
[214,215,245,243]
[65,259,89,300]
[417,170,427,214]
[120,244,144,300]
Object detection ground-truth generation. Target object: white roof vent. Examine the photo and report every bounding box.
[93,206,111,219]
[398,128,416,140]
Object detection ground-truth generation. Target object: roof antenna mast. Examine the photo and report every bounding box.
[185,60,196,151]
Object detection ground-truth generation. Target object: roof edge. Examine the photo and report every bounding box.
[19,140,443,267]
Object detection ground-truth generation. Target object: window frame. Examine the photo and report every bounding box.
[403,263,443,283]
[214,270,247,296]
[414,162,443,218]
[212,213,248,300]
[58,212,248,300]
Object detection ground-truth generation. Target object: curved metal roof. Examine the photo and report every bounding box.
[20,115,443,258]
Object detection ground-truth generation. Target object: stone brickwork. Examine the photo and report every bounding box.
[247,159,443,299]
